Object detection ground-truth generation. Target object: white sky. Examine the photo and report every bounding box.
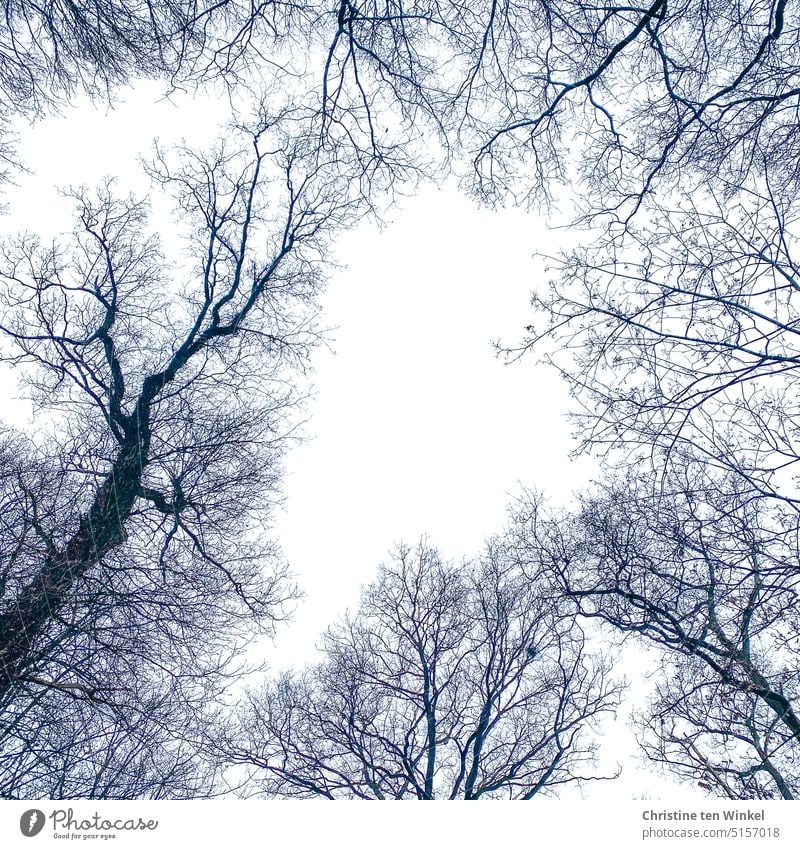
[0,81,701,802]
[269,185,595,658]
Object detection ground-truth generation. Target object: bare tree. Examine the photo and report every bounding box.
[461,0,800,209]
[5,3,795,204]
[517,472,800,799]
[0,2,441,189]
[0,1,197,110]
[0,110,377,797]
[520,180,800,509]
[4,0,797,803]
[0,1,311,109]
[480,5,800,798]
[222,539,621,799]
[0,1,205,182]
[274,3,799,210]
[8,3,793,208]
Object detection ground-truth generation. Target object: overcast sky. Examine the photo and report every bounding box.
[0,81,702,801]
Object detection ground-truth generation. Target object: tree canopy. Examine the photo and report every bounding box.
[1,0,800,801]
[222,541,620,799]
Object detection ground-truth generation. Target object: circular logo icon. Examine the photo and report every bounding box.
[20,810,46,837]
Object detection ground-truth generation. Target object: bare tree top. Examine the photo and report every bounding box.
[222,539,621,799]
